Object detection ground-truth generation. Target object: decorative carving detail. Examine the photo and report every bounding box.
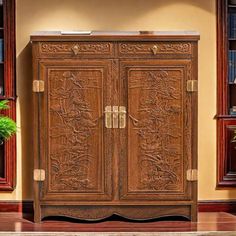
[128,69,184,191]
[48,69,103,191]
[40,42,113,55]
[119,42,192,55]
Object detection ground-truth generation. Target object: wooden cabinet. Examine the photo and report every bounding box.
[31,31,199,222]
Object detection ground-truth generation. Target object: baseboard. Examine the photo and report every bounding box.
[0,200,236,213]
[198,200,236,212]
[0,201,33,213]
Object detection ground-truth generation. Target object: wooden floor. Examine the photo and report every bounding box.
[0,212,235,232]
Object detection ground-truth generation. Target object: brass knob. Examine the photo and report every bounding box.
[152,45,158,55]
[72,45,79,55]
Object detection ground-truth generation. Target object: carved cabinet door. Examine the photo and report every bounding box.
[37,59,113,202]
[119,59,195,201]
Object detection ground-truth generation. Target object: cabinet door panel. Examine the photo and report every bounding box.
[38,60,113,201]
[119,59,193,201]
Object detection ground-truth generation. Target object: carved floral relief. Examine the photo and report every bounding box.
[48,69,102,191]
[119,43,192,55]
[128,69,184,191]
[40,42,113,55]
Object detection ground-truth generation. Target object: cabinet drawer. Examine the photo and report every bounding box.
[118,42,193,58]
[38,42,115,58]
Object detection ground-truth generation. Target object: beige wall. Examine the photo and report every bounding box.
[0,0,234,200]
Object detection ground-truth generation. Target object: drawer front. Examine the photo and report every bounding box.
[38,42,115,58]
[118,42,193,58]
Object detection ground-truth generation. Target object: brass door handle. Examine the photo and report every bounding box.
[113,106,119,128]
[104,106,112,128]
[104,106,127,129]
[119,106,126,129]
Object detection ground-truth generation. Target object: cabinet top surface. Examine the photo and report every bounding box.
[30,31,200,42]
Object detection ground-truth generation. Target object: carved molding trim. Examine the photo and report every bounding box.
[40,42,114,55]
[119,43,192,55]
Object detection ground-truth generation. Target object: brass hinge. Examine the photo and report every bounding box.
[33,80,44,92]
[34,169,45,181]
[187,169,198,181]
[187,80,198,92]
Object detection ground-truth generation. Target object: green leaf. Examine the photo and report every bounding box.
[0,116,17,140]
[0,100,9,110]
[0,100,17,141]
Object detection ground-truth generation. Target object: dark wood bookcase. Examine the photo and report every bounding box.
[0,0,16,191]
[217,0,236,187]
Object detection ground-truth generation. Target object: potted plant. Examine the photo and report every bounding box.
[0,100,16,144]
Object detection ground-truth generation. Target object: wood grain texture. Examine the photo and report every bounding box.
[32,32,199,222]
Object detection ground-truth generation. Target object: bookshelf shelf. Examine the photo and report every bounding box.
[217,114,236,118]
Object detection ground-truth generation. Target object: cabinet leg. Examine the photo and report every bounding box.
[34,204,41,223]
[191,204,198,222]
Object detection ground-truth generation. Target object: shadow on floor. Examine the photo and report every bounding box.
[43,214,189,223]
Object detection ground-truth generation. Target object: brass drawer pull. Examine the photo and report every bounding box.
[72,45,79,55]
[151,45,158,55]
